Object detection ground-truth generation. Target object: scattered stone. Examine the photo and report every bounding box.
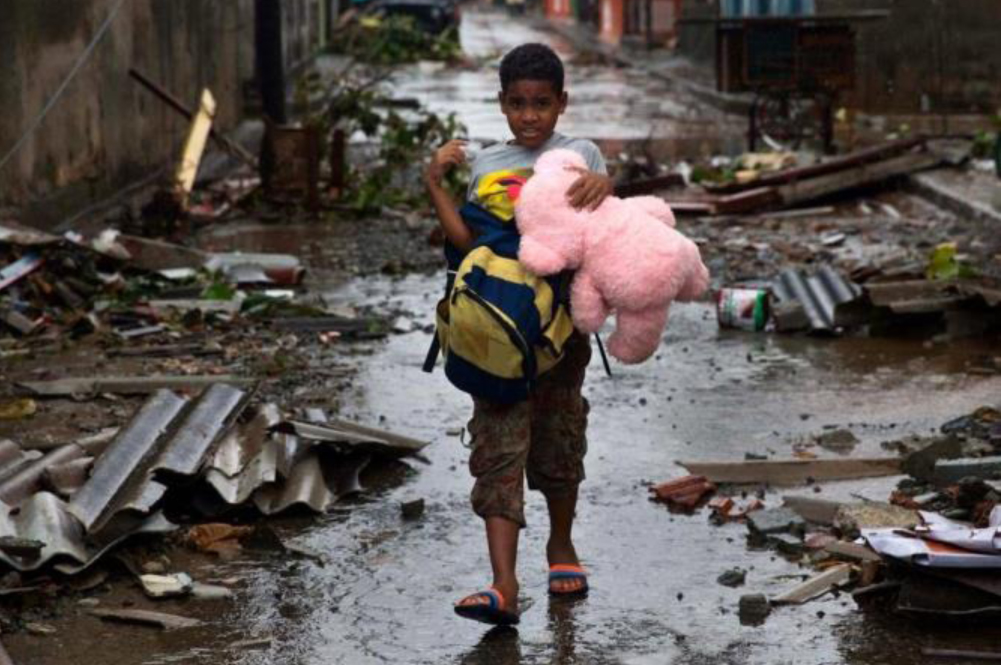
[191,583,233,600]
[738,593,771,626]
[401,498,426,520]
[24,622,56,636]
[717,569,746,588]
[815,429,859,454]
[140,573,194,599]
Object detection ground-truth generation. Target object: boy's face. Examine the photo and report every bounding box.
[499,79,567,149]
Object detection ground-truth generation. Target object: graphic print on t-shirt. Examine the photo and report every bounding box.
[474,168,532,222]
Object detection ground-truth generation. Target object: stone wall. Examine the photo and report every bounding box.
[0,0,321,228]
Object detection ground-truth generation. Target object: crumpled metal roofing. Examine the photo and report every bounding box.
[0,492,174,573]
[772,265,862,332]
[0,383,429,573]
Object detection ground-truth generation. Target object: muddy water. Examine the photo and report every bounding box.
[219,271,1001,665]
[388,8,746,159]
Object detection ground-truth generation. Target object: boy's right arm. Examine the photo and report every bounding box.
[426,140,474,252]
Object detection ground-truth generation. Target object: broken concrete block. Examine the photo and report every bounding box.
[901,435,963,481]
[768,533,806,557]
[738,593,771,626]
[833,502,919,539]
[748,507,805,537]
[934,456,1001,484]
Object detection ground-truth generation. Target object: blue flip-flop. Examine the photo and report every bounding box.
[454,587,520,626]
[549,564,589,598]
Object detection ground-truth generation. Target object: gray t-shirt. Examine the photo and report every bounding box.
[466,132,606,221]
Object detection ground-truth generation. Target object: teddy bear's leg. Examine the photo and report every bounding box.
[606,305,669,364]
[518,236,568,276]
[570,271,610,333]
[629,196,676,227]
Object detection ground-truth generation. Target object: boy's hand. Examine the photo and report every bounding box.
[566,167,613,211]
[426,139,467,189]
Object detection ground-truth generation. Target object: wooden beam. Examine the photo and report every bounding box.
[678,457,903,485]
[174,89,217,205]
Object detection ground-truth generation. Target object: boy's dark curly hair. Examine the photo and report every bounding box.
[499,43,565,95]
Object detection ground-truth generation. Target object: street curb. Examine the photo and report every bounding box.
[905,171,1001,226]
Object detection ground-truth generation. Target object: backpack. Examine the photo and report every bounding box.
[423,202,576,403]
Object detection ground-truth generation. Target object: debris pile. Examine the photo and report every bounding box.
[652,405,1001,626]
[0,383,428,575]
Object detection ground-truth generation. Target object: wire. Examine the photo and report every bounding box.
[0,0,128,174]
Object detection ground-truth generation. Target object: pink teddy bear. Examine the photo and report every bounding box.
[515,148,710,364]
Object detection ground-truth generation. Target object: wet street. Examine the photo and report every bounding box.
[206,9,1001,665]
[221,273,1001,665]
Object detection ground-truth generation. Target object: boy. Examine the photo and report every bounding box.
[424,42,612,625]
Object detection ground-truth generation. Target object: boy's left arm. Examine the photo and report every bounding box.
[566,167,613,211]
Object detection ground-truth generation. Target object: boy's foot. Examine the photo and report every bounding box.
[455,582,520,625]
[547,541,588,596]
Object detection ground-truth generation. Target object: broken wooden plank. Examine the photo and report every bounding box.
[18,376,255,397]
[678,457,903,485]
[705,137,925,194]
[771,563,853,605]
[777,151,940,208]
[174,88,217,204]
[90,608,203,629]
[713,186,782,215]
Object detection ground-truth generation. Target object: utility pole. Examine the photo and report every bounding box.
[255,0,287,125]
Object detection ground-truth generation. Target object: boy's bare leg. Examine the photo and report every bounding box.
[545,489,586,594]
[457,516,520,611]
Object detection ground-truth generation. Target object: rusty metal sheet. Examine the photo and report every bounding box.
[0,445,87,506]
[154,383,250,480]
[68,390,188,532]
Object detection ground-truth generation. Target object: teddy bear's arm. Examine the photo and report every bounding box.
[518,235,569,276]
[569,271,609,333]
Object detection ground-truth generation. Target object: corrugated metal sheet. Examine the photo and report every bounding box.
[0,439,42,484]
[155,383,249,480]
[0,444,87,506]
[0,492,175,573]
[772,265,862,332]
[274,419,430,457]
[68,390,188,532]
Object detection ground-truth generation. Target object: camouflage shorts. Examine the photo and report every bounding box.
[466,332,591,528]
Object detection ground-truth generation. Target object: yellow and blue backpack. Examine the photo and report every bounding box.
[423,202,576,403]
